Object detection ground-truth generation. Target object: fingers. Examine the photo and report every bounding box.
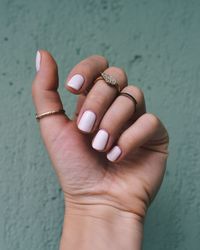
[106,113,169,162]
[76,66,128,133]
[64,54,167,163]
[91,86,145,151]
[65,55,109,94]
[32,50,69,140]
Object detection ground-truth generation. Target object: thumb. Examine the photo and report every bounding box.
[32,50,70,143]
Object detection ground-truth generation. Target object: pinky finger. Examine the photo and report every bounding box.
[106,113,169,162]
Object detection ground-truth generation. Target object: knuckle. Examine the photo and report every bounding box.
[145,113,160,128]
[90,55,109,68]
[108,66,127,81]
[81,62,92,75]
[79,55,109,74]
[134,87,144,100]
[83,55,109,69]
[80,60,93,70]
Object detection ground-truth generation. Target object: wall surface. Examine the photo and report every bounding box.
[0,0,200,249]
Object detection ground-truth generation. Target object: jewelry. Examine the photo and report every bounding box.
[119,92,137,106]
[94,72,120,93]
[35,109,65,120]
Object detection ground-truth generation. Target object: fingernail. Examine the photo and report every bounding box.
[67,74,84,90]
[92,130,109,151]
[107,146,122,162]
[78,110,96,132]
[36,51,41,72]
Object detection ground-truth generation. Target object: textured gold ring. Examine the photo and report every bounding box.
[94,72,120,93]
[35,109,65,120]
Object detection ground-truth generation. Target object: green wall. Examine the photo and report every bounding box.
[0,0,200,249]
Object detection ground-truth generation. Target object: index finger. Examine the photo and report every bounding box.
[65,55,109,94]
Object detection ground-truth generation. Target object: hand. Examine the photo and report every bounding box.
[32,50,169,250]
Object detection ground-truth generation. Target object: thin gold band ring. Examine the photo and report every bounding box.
[119,92,137,106]
[35,109,65,120]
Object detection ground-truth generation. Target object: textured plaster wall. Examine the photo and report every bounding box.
[0,0,200,249]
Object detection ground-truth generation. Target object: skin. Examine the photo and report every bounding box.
[32,50,169,250]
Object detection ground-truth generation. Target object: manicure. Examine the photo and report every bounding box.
[36,51,41,72]
[78,110,96,133]
[107,146,122,162]
[67,74,84,90]
[92,130,109,151]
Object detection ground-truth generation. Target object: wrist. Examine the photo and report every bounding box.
[60,203,144,250]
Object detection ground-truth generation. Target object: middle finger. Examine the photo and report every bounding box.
[77,66,128,133]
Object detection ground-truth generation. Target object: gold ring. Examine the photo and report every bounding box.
[94,72,120,93]
[119,92,137,106]
[35,109,65,120]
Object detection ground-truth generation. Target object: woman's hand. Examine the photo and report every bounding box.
[32,50,169,250]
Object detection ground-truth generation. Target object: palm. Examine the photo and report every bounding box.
[42,119,168,216]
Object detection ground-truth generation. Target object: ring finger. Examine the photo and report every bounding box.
[92,85,146,151]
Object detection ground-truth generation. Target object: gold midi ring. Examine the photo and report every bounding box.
[35,109,65,120]
[119,92,137,106]
[94,72,121,93]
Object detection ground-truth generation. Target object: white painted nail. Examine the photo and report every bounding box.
[107,146,122,162]
[78,111,96,132]
[36,51,41,72]
[67,74,84,90]
[92,130,109,151]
